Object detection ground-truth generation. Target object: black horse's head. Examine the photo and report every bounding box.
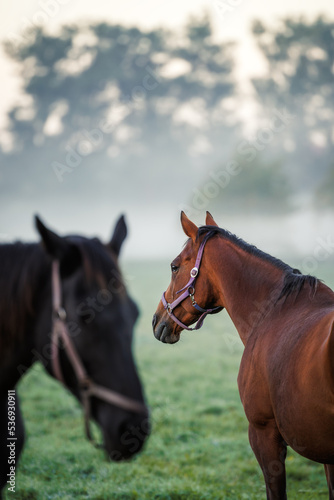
[34,215,150,461]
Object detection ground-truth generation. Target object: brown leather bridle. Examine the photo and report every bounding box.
[51,260,147,445]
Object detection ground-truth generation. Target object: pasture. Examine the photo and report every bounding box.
[7,257,334,499]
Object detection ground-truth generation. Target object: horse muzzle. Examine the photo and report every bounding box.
[152,314,180,344]
[103,410,151,461]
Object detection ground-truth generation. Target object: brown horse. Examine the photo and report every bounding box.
[152,211,334,499]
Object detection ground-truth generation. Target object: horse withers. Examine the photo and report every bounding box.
[153,211,334,499]
[0,215,150,497]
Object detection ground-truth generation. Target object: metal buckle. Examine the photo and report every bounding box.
[190,267,198,278]
[188,286,196,306]
[54,307,67,321]
[80,377,92,391]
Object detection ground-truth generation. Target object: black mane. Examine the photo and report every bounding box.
[0,242,48,350]
[68,236,123,289]
[197,225,318,301]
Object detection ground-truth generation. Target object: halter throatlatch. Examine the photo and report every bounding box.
[161,232,221,331]
[51,260,147,446]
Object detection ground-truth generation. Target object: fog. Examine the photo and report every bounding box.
[0,1,334,264]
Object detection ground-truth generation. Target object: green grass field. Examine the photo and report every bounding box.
[5,258,334,500]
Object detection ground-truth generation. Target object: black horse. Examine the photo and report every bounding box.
[0,215,150,497]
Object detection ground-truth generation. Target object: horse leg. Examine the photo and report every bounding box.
[324,464,334,499]
[248,422,287,500]
[0,393,25,497]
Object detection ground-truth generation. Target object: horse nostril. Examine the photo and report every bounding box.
[152,314,157,329]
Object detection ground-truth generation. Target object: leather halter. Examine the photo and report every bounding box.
[51,260,147,445]
[162,232,221,331]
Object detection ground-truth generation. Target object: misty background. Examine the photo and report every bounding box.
[0,1,334,261]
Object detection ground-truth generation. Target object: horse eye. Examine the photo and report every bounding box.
[171,264,179,274]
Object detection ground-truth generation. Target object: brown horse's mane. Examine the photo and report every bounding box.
[197,225,318,301]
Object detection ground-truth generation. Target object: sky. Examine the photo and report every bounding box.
[1,0,334,259]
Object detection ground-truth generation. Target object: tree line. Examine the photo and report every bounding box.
[1,14,333,213]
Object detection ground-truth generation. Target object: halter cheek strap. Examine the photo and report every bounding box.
[51,260,148,445]
[162,232,221,331]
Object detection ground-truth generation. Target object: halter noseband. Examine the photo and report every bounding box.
[51,260,147,445]
[162,232,221,331]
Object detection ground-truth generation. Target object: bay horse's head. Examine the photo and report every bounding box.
[35,215,150,461]
[153,212,223,344]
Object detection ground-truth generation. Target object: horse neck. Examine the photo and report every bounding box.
[208,238,285,345]
[0,243,51,387]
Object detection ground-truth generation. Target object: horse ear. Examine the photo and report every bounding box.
[35,215,81,276]
[180,211,198,242]
[109,214,127,257]
[206,211,218,227]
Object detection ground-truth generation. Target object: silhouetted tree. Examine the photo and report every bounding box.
[251,16,334,207]
[1,16,239,208]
